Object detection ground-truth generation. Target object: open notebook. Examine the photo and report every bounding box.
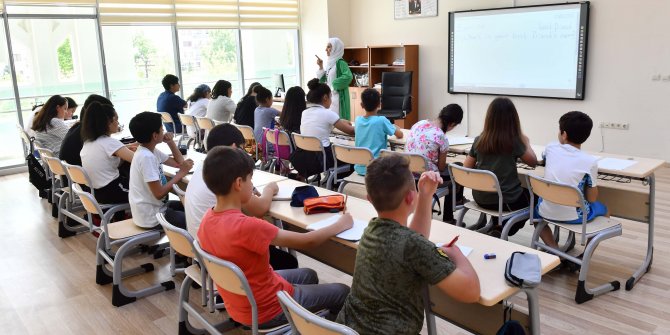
[306,214,368,242]
[257,184,295,201]
[435,242,473,257]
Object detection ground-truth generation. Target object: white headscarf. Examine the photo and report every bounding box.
[326,37,345,73]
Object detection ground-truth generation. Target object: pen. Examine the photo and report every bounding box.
[446,235,459,248]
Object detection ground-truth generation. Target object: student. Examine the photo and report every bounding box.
[536,111,609,249]
[206,80,236,123]
[198,146,351,328]
[31,95,70,156]
[278,86,306,135]
[79,102,135,204]
[233,82,261,128]
[64,97,78,120]
[60,95,114,167]
[336,155,480,334]
[128,112,194,230]
[157,74,187,133]
[291,78,354,177]
[463,97,537,237]
[406,104,466,222]
[184,124,298,269]
[252,86,280,144]
[353,88,403,175]
[186,84,211,118]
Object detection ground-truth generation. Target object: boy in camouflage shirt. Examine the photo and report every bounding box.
[336,154,480,334]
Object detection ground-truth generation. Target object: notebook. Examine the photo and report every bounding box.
[435,242,473,257]
[447,136,475,146]
[258,184,294,201]
[597,157,637,171]
[306,214,368,241]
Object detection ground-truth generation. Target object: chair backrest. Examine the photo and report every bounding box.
[156,213,195,258]
[35,146,54,159]
[277,291,359,335]
[193,241,252,297]
[265,128,292,147]
[292,133,324,152]
[379,149,429,173]
[233,124,252,139]
[17,124,33,154]
[196,117,216,131]
[42,156,67,177]
[526,174,584,208]
[179,114,197,127]
[447,163,500,193]
[160,112,174,123]
[332,144,373,166]
[72,184,102,216]
[172,184,186,204]
[63,163,93,188]
[379,71,412,118]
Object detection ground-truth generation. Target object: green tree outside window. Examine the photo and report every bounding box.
[57,38,74,79]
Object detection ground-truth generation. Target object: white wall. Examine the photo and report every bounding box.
[324,0,670,161]
[299,0,330,86]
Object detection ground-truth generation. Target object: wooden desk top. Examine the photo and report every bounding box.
[269,179,560,306]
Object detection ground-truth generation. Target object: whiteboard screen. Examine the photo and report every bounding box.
[448,2,589,99]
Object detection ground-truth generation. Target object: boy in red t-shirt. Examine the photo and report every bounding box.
[198,146,352,327]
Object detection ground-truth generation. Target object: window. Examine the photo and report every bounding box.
[102,25,177,124]
[0,23,22,168]
[240,29,299,94]
[178,29,242,101]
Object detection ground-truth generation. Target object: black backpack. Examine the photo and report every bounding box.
[26,152,50,192]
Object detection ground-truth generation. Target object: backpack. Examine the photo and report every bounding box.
[26,152,50,192]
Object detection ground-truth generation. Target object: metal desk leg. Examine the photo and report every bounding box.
[626,173,655,290]
[523,287,540,335]
[423,287,437,335]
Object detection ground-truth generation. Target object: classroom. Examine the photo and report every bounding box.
[2,0,669,334]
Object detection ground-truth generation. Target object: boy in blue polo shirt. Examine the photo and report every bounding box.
[157,74,187,133]
[353,88,403,175]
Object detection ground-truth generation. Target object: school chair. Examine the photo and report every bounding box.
[160,112,177,133]
[193,241,291,335]
[263,128,294,176]
[277,291,359,335]
[380,150,452,219]
[172,184,186,205]
[292,133,348,188]
[196,117,216,150]
[41,156,78,226]
[179,114,202,151]
[331,144,373,193]
[526,174,622,304]
[234,124,259,162]
[447,163,529,241]
[72,184,174,307]
[34,146,55,203]
[17,123,34,156]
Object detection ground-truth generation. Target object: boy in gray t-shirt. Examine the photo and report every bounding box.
[336,155,481,335]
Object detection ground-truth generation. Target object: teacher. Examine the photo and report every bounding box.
[316,37,353,120]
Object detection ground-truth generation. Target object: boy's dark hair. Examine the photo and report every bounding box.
[559,111,593,144]
[365,154,415,211]
[162,74,180,91]
[81,102,117,142]
[206,124,245,150]
[129,112,162,144]
[203,146,255,196]
[438,104,464,133]
[306,78,331,104]
[360,88,380,112]
[255,86,273,104]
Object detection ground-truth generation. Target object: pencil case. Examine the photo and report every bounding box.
[303,195,345,215]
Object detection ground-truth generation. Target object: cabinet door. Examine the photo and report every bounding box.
[348,87,367,122]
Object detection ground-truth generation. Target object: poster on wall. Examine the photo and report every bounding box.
[394,0,438,19]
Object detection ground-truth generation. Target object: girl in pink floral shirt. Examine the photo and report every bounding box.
[406,104,465,223]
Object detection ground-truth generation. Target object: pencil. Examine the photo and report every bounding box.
[343,195,348,214]
[446,235,459,248]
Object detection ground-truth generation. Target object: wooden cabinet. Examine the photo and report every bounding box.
[343,45,419,128]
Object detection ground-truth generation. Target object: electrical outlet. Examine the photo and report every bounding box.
[600,122,629,130]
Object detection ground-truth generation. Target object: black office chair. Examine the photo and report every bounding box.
[378,71,412,121]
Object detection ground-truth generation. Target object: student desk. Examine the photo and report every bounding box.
[330,125,408,150]
[447,148,665,291]
[267,178,559,335]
